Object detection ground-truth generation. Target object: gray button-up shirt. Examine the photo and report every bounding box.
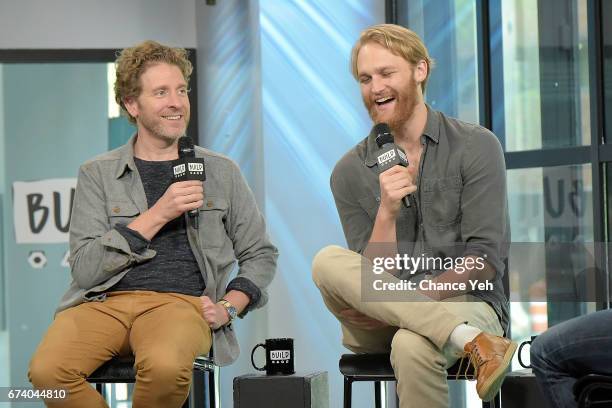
[59,135,278,366]
[330,106,510,332]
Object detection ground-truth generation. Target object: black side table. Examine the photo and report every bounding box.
[233,371,328,408]
[501,369,547,408]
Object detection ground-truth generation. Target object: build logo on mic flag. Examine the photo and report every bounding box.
[171,158,206,182]
[377,149,397,166]
[188,162,204,175]
[376,145,408,172]
[173,163,186,178]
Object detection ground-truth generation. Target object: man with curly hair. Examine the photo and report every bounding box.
[28,41,278,408]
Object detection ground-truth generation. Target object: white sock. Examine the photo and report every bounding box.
[449,324,482,356]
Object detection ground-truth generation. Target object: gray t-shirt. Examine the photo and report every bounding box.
[109,157,205,296]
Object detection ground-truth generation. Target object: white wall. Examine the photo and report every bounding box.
[0,0,197,48]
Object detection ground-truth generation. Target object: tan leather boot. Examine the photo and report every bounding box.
[464,332,518,401]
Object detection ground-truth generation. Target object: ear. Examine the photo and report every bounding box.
[413,60,428,85]
[123,96,139,119]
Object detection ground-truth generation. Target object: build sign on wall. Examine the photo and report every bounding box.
[13,178,76,244]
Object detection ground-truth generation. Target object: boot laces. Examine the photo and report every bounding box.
[455,346,483,381]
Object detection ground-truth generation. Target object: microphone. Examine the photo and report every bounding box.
[172,136,206,228]
[374,123,411,208]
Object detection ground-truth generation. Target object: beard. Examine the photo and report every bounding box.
[364,82,419,134]
[139,110,190,144]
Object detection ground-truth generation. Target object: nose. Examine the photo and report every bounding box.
[167,90,186,109]
[371,75,385,94]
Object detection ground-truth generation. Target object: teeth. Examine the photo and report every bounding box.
[376,97,393,103]
[163,115,181,120]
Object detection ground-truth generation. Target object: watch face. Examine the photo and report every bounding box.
[227,306,238,319]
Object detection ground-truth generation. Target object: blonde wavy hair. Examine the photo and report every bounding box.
[114,41,192,124]
[350,24,434,92]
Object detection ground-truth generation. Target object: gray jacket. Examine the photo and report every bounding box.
[59,136,278,366]
[331,106,510,333]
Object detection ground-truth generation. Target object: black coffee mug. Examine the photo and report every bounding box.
[251,338,295,375]
[518,335,537,369]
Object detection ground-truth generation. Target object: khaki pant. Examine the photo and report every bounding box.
[29,291,212,408]
[312,245,503,408]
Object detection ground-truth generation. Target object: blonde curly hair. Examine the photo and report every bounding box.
[114,41,192,124]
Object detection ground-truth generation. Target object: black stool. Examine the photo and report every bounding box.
[573,374,612,407]
[86,354,218,408]
[339,353,500,408]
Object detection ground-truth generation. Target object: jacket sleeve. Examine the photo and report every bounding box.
[68,164,156,289]
[225,162,278,312]
[459,127,510,277]
[330,159,373,254]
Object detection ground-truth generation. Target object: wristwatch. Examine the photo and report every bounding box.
[218,299,237,325]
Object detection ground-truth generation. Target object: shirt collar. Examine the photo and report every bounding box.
[114,134,139,179]
[364,104,440,167]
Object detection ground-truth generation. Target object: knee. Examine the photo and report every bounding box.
[138,357,193,388]
[29,353,62,386]
[529,335,548,370]
[311,245,345,287]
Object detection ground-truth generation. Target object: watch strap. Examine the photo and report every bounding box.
[218,299,237,324]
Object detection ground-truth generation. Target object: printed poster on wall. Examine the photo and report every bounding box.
[13,178,77,244]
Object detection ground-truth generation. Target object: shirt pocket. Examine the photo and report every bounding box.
[421,176,462,228]
[357,195,380,220]
[198,196,229,248]
[106,201,140,227]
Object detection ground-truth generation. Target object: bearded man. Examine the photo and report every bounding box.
[312,24,515,407]
[29,41,277,408]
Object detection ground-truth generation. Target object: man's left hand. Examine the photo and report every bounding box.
[200,296,229,330]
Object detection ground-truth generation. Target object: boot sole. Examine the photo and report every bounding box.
[478,341,518,401]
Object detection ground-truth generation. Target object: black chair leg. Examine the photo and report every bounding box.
[95,383,106,400]
[374,381,382,408]
[193,369,206,408]
[344,376,353,408]
[482,392,500,408]
[208,368,216,408]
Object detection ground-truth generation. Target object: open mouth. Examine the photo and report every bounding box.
[375,96,395,107]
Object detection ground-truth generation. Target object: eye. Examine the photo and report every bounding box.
[359,76,371,84]
[178,88,191,96]
[381,71,393,78]
[153,89,168,97]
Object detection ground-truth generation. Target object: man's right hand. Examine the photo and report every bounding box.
[378,165,417,218]
[151,180,204,223]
